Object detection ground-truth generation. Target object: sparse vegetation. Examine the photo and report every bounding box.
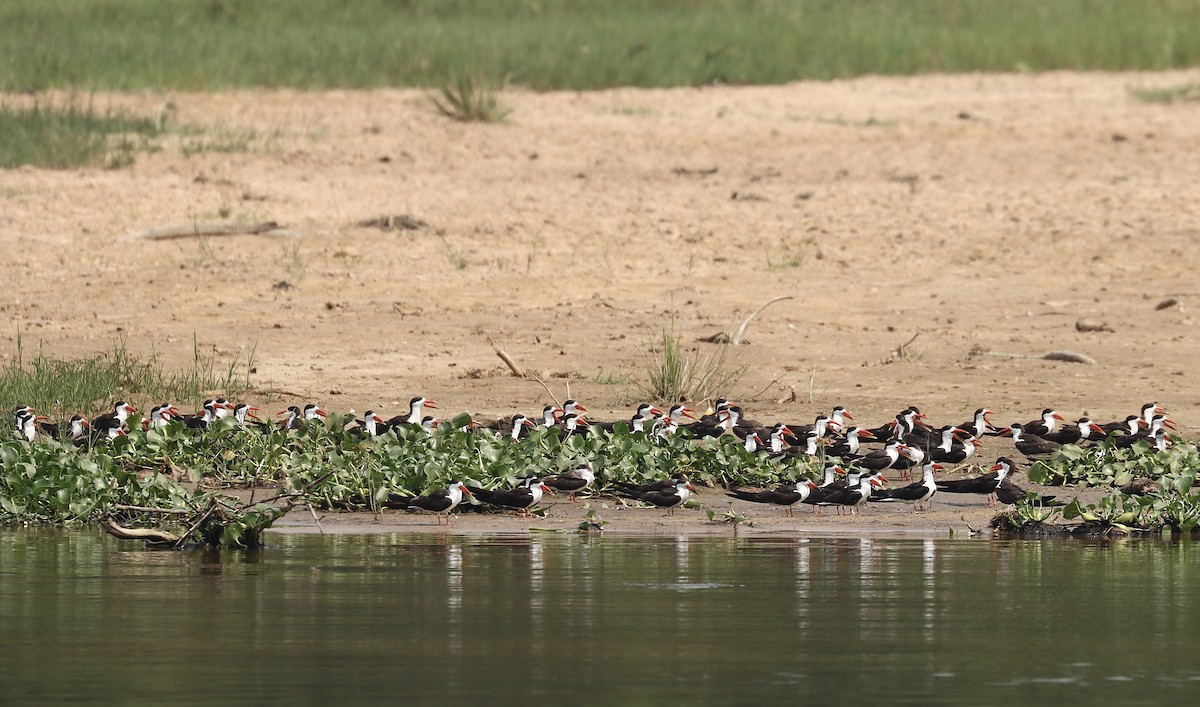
[1131,82,1200,104]
[431,74,510,123]
[639,326,746,403]
[592,369,631,386]
[180,128,258,156]
[0,98,160,169]
[0,334,255,420]
[439,235,469,270]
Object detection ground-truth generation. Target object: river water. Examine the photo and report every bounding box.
[1,529,1197,705]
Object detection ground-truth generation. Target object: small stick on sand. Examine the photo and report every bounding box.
[487,337,526,378]
[528,377,564,409]
[731,290,796,345]
[745,377,782,400]
[125,221,295,241]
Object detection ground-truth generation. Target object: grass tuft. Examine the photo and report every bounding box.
[430,74,510,123]
[1131,82,1200,104]
[638,326,746,403]
[0,334,255,420]
[0,97,160,169]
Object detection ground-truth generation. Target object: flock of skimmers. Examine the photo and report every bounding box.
[10,396,1180,523]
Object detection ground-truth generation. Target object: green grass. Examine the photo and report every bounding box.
[639,327,746,404]
[0,98,160,168]
[431,74,510,123]
[1131,81,1200,103]
[0,335,255,420]
[2,1,1199,92]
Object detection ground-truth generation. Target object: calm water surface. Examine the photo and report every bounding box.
[2,529,1198,705]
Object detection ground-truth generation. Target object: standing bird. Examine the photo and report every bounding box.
[870,461,942,512]
[824,427,877,459]
[624,479,694,515]
[957,408,999,440]
[1021,409,1064,438]
[930,426,978,465]
[817,472,878,515]
[1001,423,1061,460]
[405,481,474,525]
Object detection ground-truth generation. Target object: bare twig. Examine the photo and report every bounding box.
[731,290,796,345]
[894,330,923,359]
[745,377,782,401]
[526,377,563,409]
[307,504,325,535]
[113,504,191,515]
[487,337,526,378]
[261,469,339,508]
[125,221,295,241]
[173,500,220,549]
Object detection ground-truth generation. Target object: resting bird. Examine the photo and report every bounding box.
[726,480,817,517]
[543,463,596,502]
[472,477,552,517]
[993,477,1064,507]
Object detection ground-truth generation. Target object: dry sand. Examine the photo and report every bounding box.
[3,71,1198,535]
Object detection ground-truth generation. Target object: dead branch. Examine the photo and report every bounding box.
[101,518,180,544]
[113,504,191,515]
[1040,350,1097,364]
[894,330,923,359]
[174,500,221,549]
[307,504,326,535]
[124,221,295,241]
[745,377,782,400]
[986,350,1097,364]
[259,469,339,508]
[731,290,796,345]
[487,337,526,378]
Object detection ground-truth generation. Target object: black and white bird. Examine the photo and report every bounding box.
[543,463,596,502]
[870,461,942,512]
[384,397,438,428]
[473,477,553,517]
[727,479,817,517]
[405,481,474,525]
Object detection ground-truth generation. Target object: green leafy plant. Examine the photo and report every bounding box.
[706,503,750,526]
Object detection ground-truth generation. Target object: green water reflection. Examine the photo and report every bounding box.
[1,530,1197,705]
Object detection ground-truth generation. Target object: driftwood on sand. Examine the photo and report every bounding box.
[124,221,299,241]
